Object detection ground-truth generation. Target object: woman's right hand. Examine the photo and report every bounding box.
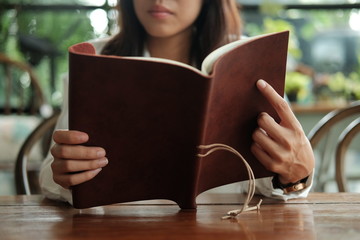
[50,130,108,189]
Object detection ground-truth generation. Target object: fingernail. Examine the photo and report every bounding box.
[257,79,266,89]
[98,158,108,167]
[97,149,106,157]
[78,133,88,142]
[92,168,102,175]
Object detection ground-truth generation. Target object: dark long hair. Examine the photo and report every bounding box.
[101,0,242,68]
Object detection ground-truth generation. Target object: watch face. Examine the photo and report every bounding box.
[283,183,307,194]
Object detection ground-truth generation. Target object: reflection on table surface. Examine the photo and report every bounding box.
[0,192,359,240]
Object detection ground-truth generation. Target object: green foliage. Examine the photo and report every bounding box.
[285,71,311,102]
[328,72,360,100]
[0,10,24,60]
[1,7,98,105]
[244,7,360,105]
[262,18,302,60]
[0,11,11,52]
[245,18,303,62]
[259,0,284,17]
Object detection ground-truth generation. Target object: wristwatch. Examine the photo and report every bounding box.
[272,175,308,194]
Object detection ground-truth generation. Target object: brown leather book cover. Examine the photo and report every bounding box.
[68,31,289,209]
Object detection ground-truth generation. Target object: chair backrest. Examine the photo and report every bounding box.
[335,117,360,192]
[0,53,53,195]
[307,101,360,192]
[15,110,60,195]
[0,53,45,115]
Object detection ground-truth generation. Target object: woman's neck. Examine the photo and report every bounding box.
[146,29,192,65]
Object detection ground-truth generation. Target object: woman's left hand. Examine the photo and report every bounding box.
[251,79,315,185]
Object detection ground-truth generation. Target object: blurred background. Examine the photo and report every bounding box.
[0,0,359,195]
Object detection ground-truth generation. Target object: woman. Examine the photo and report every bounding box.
[40,0,314,204]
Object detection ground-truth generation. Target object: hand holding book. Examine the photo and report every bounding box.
[51,130,108,189]
[252,80,314,185]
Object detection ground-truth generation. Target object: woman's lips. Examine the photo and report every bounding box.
[148,5,174,19]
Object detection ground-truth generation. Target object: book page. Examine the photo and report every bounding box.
[124,32,282,76]
[121,56,204,75]
[69,42,205,76]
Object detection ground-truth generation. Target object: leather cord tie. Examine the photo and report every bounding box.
[197,143,262,219]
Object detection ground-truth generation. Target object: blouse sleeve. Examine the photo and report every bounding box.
[39,38,109,205]
[39,74,73,204]
[248,170,314,200]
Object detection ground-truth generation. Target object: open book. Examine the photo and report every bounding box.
[68,31,289,209]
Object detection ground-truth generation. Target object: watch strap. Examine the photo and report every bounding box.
[273,175,309,194]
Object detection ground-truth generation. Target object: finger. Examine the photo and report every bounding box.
[257,112,289,146]
[51,157,108,174]
[256,79,301,129]
[252,127,283,162]
[53,168,102,189]
[51,144,106,160]
[53,130,89,145]
[257,112,281,139]
[251,143,282,174]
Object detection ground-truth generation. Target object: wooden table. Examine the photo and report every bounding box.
[1,192,359,240]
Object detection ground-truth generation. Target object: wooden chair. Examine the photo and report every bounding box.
[0,53,45,115]
[15,110,60,195]
[0,53,55,195]
[335,117,360,192]
[307,101,360,192]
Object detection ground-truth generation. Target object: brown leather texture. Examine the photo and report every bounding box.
[197,31,288,194]
[68,31,289,209]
